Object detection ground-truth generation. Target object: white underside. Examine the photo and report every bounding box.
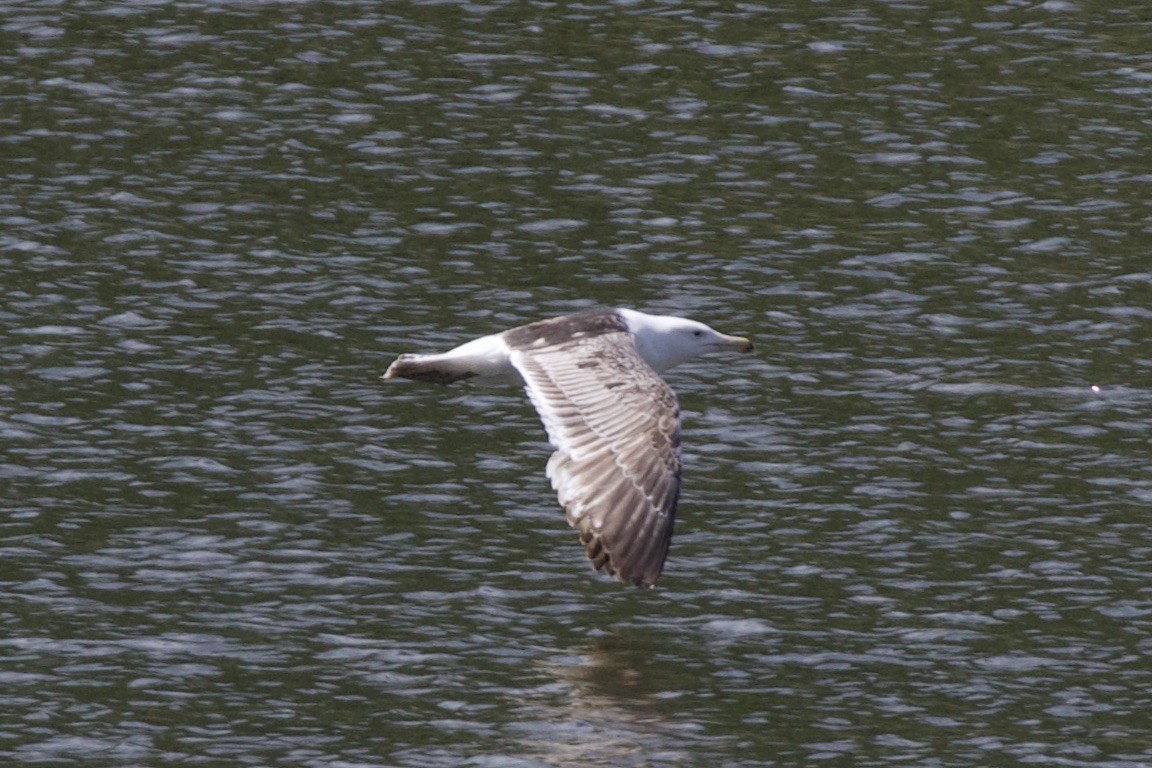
[427,332,522,385]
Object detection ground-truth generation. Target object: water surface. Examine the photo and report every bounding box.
[3,2,1151,766]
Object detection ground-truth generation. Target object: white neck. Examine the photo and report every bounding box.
[617,308,700,373]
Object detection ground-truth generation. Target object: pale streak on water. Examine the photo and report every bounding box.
[2,1,1151,766]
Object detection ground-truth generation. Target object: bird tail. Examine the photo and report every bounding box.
[382,353,479,385]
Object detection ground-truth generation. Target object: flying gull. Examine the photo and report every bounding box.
[381,307,753,588]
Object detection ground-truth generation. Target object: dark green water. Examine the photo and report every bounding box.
[3,2,1150,766]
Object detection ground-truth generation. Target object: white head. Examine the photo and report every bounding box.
[618,308,754,374]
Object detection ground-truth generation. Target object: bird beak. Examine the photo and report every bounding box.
[721,334,754,354]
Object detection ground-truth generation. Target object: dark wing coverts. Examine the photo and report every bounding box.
[506,311,681,587]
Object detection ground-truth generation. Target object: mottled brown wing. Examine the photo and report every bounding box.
[509,331,681,588]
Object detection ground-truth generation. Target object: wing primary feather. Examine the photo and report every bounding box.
[509,330,682,588]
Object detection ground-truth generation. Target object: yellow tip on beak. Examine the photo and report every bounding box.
[725,334,754,354]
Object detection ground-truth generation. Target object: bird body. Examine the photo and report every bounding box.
[382,307,752,587]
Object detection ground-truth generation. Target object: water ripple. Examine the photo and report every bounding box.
[3,1,1151,766]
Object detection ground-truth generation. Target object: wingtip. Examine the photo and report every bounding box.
[579,528,664,588]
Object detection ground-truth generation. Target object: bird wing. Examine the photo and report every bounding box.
[508,330,681,587]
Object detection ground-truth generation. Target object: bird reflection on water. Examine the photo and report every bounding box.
[505,634,734,766]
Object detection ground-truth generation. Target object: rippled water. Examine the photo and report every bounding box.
[3,1,1151,766]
